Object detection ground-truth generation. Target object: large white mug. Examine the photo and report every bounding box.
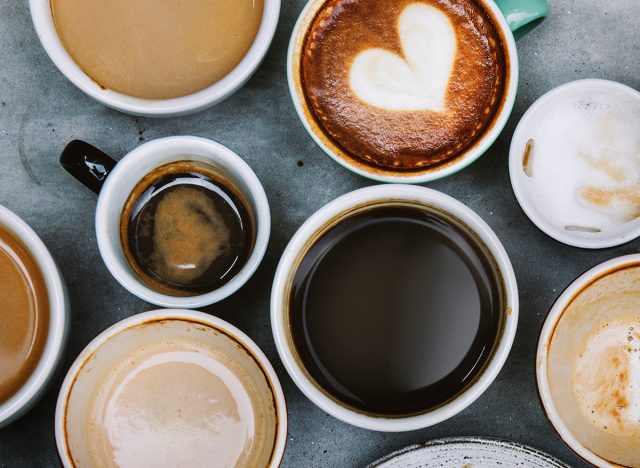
[271,184,518,431]
[30,0,281,117]
[59,136,270,308]
[0,205,68,428]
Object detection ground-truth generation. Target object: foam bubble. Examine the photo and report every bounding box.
[517,85,640,235]
[349,3,456,111]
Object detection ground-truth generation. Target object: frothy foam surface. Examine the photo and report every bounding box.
[300,0,507,171]
[574,318,640,437]
[548,265,640,466]
[349,4,456,112]
[516,84,640,236]
[87,339,260,468]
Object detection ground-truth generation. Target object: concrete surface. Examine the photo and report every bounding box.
[1,0,638,466]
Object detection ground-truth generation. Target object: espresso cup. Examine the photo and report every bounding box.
[537,255,640,467]
[271,185,518,431]
[30,0,280,117]
[56,309,287,467]
[288,0,548,183]
[59,136,270,308]
[0,205,68,428]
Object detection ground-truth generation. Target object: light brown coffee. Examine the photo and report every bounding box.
[548,265,640,467]
[51,0,264,99]
[297,0,509,172]
[0,225,49,404]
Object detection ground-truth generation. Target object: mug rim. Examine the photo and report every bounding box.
[95,136,271,308]
[286,0,520,184]
[270,184,518,431]
[54,309,288,467]
[0,205,68,427]
[29,0,281,117]
[509,78,640,249]
[536,254,640,468]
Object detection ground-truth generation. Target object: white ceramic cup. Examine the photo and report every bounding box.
[509,79,640,249]
[537,254,640,468]
[60,136,270,308]
[287,0,527,184]
[271,184,518,431]
[55,309,288,467]
[29,0,280,117]
[0,205,68,428]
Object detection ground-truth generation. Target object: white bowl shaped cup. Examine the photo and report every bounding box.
[537,254,640,467]
[271,185,518,431]
[55,309,288,467]
[509,79,640,249]
[0,205,68,428]
[287,0,548,184]
[59,136,270,308]
[29,0,280,117]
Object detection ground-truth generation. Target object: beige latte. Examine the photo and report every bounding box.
[63,319,279,468]
[547,265,640,467]
[51,0,264,99]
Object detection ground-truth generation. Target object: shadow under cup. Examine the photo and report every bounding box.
[279,199,510,422]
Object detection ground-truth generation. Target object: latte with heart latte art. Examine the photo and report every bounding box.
[299,0,509,172]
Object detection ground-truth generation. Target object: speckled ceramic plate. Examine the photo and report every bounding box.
[367,437,569,468]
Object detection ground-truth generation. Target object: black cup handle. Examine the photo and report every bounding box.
[60,140,118,194]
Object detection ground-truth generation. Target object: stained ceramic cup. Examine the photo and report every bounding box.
[29,0,280,117]
[287,0,548,183]
[271,185,518,431]
[537,255,640,468]
[59,136,270,308]
[0,205,68,428]
[55,309,287,467]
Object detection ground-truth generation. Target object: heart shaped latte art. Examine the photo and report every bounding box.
[349,3,457,112]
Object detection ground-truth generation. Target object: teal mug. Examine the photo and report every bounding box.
[288,0,548,183]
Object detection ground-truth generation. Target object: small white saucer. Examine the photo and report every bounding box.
[509,79,640,249]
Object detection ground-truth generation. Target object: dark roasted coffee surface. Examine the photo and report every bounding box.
[290,206,502,415]
[121,161,254,296]
[300,0,508,171]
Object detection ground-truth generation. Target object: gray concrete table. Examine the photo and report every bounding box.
[1,0,638,466]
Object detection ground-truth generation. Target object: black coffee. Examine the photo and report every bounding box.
[290,205,503,415]
[121,161,254,296]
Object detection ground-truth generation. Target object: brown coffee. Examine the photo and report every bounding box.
[120,161,255,296]
[51,0,264,99]
[299,0,508,172]
[289,205,504,415]
[0,225,49,404]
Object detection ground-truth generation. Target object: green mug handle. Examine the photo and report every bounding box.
[494,0,549,39]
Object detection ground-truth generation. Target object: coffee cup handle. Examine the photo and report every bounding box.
[495,0,549,39]
[60,140,118,194]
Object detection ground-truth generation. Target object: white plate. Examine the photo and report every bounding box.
[367,437,568,468]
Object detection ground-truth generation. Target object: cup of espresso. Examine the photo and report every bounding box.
[60,136,270,308]
[56,310,287,467]
[271,185,518,431]
[0,205,68,428]
[288,0,548,183]
[537,255,640,467]
[30,0,280,116]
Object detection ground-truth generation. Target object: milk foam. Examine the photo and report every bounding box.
[87,339,258,468]
[349,3,456,111]
[574,318,640,438]
[518,86,640,234]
